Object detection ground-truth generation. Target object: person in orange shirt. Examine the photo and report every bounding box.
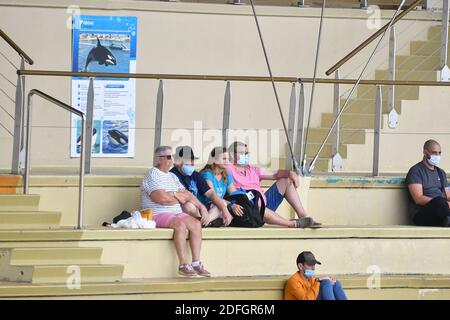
[284,251,348,300]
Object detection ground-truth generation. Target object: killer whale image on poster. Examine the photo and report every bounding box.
[77,34,130,74]
[75,120,102,154]
[102,120,129,154]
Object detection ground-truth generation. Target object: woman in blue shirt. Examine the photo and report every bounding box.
[199,147,244,223]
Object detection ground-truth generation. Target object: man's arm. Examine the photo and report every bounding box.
[284,279,308,300]
[408,184,433,206]
[149,189,179,205]
[260,168,299,188]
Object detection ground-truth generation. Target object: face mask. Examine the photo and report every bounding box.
[304,269,315,279]
[237,154,249,166]
[427,155,441,167]
[181,164,195,176]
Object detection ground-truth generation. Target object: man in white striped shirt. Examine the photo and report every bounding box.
[141,146,210,277]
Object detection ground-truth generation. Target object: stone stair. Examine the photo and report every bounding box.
[304,25,444,172]
[0,176,124,285]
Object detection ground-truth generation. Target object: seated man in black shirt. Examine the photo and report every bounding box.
[170,146,233,227]
[406,139,450,227]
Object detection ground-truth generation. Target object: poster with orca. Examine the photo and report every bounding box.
[70,15,137,157]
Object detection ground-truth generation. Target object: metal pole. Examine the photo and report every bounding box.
[78,114,86,229]
[154,80,164,149]
[23,92,32,195]
[248,0,299,173]
[302,0,326,174]
[388,25,399,128]
[360,0,368,9]
[286,83,297,170]
[373,85,382,177]
[331,70,342,172]
[309,0,406,174]
[84,77,94,173]
[295,82,306,173]
[440,0,450,81]
[11,57,25,174]
[222,81,231,148]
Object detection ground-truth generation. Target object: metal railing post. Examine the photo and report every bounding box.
[331,70,342,172]
[154,80,164,149]
[388,25,399,128]
[222,81,231,148]
[84,77,94,173]
[360,0,368,9]
[23,90,86,228]
[286,83,297,170]
[11,57,25,174]
[296,82,306,174]
[373,85,382,177]
[440,0,450,81]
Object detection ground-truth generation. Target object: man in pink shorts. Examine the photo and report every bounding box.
[141,145,210,277]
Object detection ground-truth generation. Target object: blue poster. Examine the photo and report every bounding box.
[71,15,137,157]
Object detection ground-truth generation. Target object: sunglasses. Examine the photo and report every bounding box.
[157,155,173,160]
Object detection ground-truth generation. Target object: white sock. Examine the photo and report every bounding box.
[192,260,201,267]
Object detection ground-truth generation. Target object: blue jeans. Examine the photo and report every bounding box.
[317,279,348,300]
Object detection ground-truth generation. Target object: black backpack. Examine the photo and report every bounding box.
[224,189,265,228]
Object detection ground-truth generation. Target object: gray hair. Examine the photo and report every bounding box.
[154,145,172,166]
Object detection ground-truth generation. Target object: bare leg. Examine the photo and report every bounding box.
[207,204,222,221]
[181,215,203,262]
[182,201,200,218]
[169,219,189,264]
[264,208,295,228]
[275,178,307,219]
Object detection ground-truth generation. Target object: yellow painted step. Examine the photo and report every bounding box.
[342,98,403,114]
[1,274,449,300]
[0,194,40,211]
[410,40,450,56]
[356,84,419,100]
[9,247,103,266]
[396,55,440,71]
[427,25,450,41]
[306,143,347,158]
[0,212,61,230]
[321,113,378,129]
[31,264,124,284]
[375,69,437,82]
[307,128,366,144]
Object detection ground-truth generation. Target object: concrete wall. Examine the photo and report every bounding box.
[0,0,440,171]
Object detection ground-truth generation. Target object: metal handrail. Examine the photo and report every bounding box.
[325,0,422,76]
[17,69,450,86]
[0,29,34,65]
[24,89,86,229]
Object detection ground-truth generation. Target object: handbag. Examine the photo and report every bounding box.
[224,189,265,228]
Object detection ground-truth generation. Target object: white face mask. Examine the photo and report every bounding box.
[427,155,441,167]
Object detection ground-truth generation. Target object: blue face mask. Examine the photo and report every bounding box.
[304,269,315,279]
[237,154,249,166]
[181,164,195,176]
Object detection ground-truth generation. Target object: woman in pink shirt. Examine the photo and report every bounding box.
[227,141,321,228]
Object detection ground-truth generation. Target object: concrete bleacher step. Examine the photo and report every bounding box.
[410,40,450,56]
[396,54,440,71]
[0,274,449,299]
[307,128,366,144]
[343,98,403,114]
[31,264,124,284]
[356,84,419,100]
[8,247,103,266]
[0,194,40,211]
[0,248,122,284]
[0,211,61,230]
[375,69,437,82]
[321,113,378,129]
